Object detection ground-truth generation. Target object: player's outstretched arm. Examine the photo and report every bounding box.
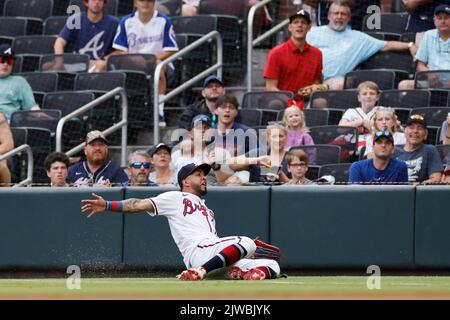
[81,193,154,218]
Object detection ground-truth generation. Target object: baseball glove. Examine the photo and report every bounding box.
[297,83,328,99]
[252,236,281,263]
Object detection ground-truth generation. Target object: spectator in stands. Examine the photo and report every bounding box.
[68,130,129,187]
[213,94,251,157]
[393,114,443,183]
[0,45,39,120]
[404,0,450,33]
[284,149,314,185]
[172,115,234,185]
[399,4,450,90]
[264,10,323,100]
[44,152,70,187]
[53,0,119,72]
[439,112,450,145]
[0,112,14,187]
[444,162,450,183]
[148,143,177,186]
[181,0,200,16]
[306,0,416,90]
[113,0,179,127]
[282,104,315,151]
[349,130,409,184]
[178,75,226,130]
[228,123,290,183]
[364,107,405,158]
[339,81,380,149]
[127,150,158,187]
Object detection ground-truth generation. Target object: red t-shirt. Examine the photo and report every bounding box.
[264,39,323,95]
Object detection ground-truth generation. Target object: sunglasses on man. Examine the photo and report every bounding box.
[0,56,14,66]
[129,162,151,169]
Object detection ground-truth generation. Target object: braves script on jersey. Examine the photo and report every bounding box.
[147,191,217,267]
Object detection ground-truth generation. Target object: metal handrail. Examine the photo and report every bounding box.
[247,0,290,92]
[153,30,223,145]
[55,87,128,166]
[0,144,33,187]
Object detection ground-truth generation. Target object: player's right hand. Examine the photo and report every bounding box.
[81,193,106,218]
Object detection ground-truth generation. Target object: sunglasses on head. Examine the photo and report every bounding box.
[0,56,14,66]
[193,117,210,124]
[375,130,391,138]
[129,162,151,169]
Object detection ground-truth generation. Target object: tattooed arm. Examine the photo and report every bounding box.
[81,193,155,218]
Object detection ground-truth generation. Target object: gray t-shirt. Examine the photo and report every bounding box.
[393,144,443,182]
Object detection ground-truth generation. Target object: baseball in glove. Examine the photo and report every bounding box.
[297,83,328,99]
[252,236,281,263]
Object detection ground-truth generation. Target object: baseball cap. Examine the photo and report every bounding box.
[406,114,427,128]
[0,44,14,58]
[373,130,394,144]
[191,114,212,127]
[149,142,171,157]
[177,163,211,189]
[289,9,311,24]
[203,75,224,88]
[85,130,107,145]
[434,4,450,15]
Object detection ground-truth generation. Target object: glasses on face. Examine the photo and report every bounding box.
[0,56,14,66]
[289,162,307,168]
[129,162,151,169]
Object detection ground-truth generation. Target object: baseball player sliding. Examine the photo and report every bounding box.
[81,163,281,281]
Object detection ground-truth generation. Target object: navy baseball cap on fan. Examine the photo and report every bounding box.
[203,75,223,88]
[434,4,450,15]
[373,130,394,144]
[149,142,171,157]
[406,114,427,129]
[0,44,14,58]
[177,163,211,189]
[289,9,311,24]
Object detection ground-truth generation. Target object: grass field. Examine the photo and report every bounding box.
[2,276,450,299]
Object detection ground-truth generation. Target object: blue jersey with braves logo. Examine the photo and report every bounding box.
[68,160,129,187]
[59,12,119,60]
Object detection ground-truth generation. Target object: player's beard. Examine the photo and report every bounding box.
[192,183,207,197]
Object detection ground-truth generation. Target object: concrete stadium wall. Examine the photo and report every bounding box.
[0,186,448,270]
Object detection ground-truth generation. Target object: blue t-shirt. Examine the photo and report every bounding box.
[68,160,129,187]
[405,1,450,33]
[415,29,450,71]
[349,158,409,184]
[306,26,386,79]
[59,12,119,60]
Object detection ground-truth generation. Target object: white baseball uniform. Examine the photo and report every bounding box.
[146,191,280,275]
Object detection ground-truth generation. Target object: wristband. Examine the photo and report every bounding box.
[106,201,123,212]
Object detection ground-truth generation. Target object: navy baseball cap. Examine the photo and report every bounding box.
[177,163,211,189]
[0,44,14,58]
[373,130,394,144]
[406,114,427,129]
[203,75,223,88]
[289,9,311,24]
[149,142,171,157]
[434,4,450,15]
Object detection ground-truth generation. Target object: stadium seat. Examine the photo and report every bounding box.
[239,109,263,128]
[158,0,182,15]
[10,109,62,136]
[12,56,23,74]
[364,31,400,41]
[4,0,53,20]
[318,163,352,184]
[379,90,431,109]
[344,70,400,90]
[33,91,46,107]
[310,90,359,109]
[39,53,90,73]
[0,17,27,37]
[436,144,450,164]
[277,109,330,127]
[400,32,416,43]
[241,91,293,110]
[68,0,118,16]
[289,145,342,166]
[391,0,406,13]
[52,0,70,16]
[198,0,247,21]
[308,126,359,162]
[43,16,68,35]
[13,35,58,72]
[106,53,157,76]
[358,51,415,75]
[411,107,450,127]
[414,70,450,90]
[362,13,408,34]
[18,72,59,92]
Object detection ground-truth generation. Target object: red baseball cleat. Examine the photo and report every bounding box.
[177,267,207,281]
[227,267,246,280]
[243,268,266,280]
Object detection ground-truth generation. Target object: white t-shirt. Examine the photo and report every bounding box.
[364,132,406,156]
[147,191,217,267]
[113,10,178,54]
[341,107,378,122]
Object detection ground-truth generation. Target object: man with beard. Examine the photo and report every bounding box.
[127,150,158,187]
[178,75,226,130]
[68,130,128,187]
[81,162,281,281]
[349,131,409,184]
[306,0,417,90]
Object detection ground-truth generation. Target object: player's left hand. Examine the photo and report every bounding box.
[81,193,107,218]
